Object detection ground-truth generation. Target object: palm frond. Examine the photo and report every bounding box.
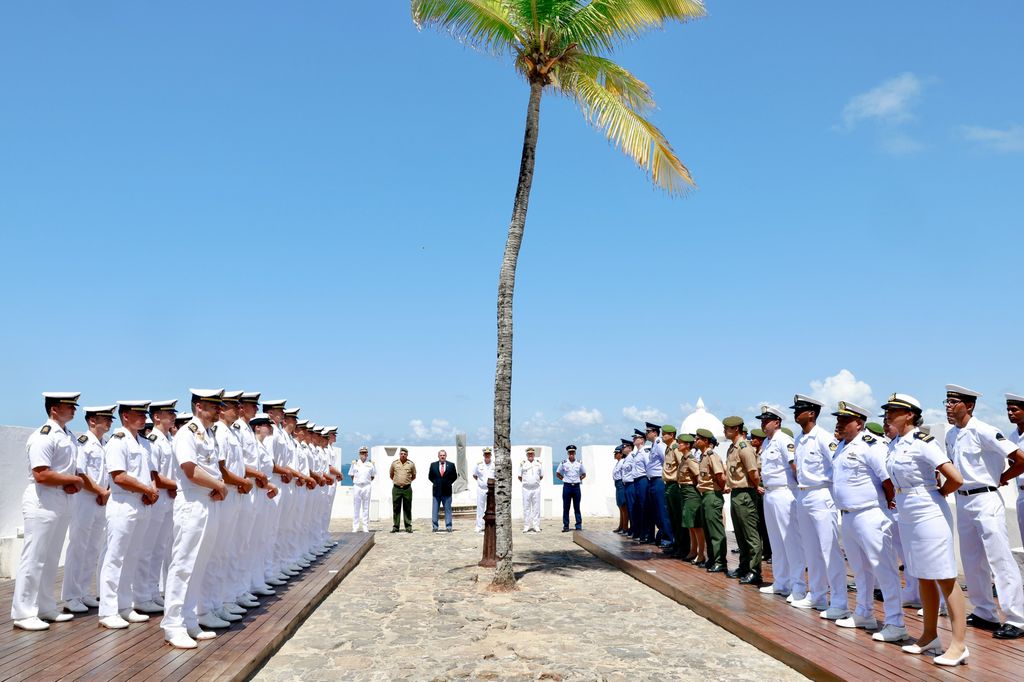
[568,53,655,113]
[557,60,695,195]
[507,0,580,28]
[412,0,523,54]
[563,0,707,52]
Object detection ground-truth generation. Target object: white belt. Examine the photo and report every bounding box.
[354,482,372,487]
[896,485,938,495]
[798,483,830,491]
[764,485,793,491]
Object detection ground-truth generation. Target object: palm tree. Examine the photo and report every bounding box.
[411,0,703,589]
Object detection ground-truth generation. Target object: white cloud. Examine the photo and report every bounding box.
[622,405,668,423]
[563,408,603,426]
[840,72,923,131]
[808,369,875,413]
[408,418,456,442]
[960,124,1024,153]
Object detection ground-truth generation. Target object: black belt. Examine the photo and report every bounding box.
[957,486,998,497]
[564,482,581,486]
[394,484,410,489]
[732,487,754,492]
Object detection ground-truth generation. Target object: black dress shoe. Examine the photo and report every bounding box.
[390,528,399,533]
[739,572,764,586]
[706,563,726,573]
[994,623,1024,639]
[690,558,707,567]
[561,527,570,533]
[405,528,413,533]
[725,568,741,579]
[967,613,1001,631]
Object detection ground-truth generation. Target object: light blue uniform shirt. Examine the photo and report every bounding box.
[557,458,586,484]
[645,439,665,478]
[621,452,637,482]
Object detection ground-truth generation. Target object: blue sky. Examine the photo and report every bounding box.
[1,2,1022,452]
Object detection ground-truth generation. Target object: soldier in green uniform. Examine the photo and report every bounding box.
[750,428,772,564]
[660,426,688,558]
[696,428,727,573]
[723,416,763,585]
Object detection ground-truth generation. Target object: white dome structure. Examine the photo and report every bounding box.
[680,397,724,440]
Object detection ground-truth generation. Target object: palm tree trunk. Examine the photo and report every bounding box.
[491,79,543,590]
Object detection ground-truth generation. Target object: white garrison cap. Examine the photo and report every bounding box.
[190,388,224,402]
[150,399,178,412]
[880,393,922,412]
[946,384,982,399]
[831,401,870,420]
[118,400,151,413]
[790,393,824,409]
[757,404,785,421]
[1007,393,1024,405]
[83,404,116,417]
[42,392,80,405]
[263,399,286,408]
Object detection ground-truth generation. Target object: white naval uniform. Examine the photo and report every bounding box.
[61,431,109,604]
[270,425,297,572]
[832,432,904,626]
[947,417,1024,628]
[1012,428,1024,548]
[520,459,543,531]
[205,420,245,613]
[161,419,223,640]
[234,418,263,593]
[759,431,805,597]
[134,428,175,604]
[254,436,281,581]
[473,459,495,531]
[11,420,76,621]
[793,425,847,610]
[294,442,313,555]
[98,427,154,618]
[328,445,342,537]
[348,458,375,532]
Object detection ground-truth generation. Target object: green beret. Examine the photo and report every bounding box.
[722,416,744,428]
[866,422,885,436]
[780,427,794,438]
[750,428,766,438]
[661,424,677,434]
[679,434,696,443]
[695,428,715,439]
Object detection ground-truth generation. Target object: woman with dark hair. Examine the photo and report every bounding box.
[883,393,968,666]
[612,446,628,534]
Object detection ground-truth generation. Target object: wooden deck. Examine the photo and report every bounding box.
[0,532,373,681]
[575,530,1024,682]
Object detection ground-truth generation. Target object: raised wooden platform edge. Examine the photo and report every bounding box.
[574,530,842,682]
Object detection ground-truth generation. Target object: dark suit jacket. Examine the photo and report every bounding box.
[428,460,458,497]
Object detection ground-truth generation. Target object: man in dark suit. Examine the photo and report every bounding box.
[428,450,458,532]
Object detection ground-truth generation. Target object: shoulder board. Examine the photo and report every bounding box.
[147,433,158,442]
[996,432,1006,441]
[914,432,935,443]
[828,442,838,451]
[40,425,51,435]
[862,434,877,444]
[77,434,89,444]
[188,423,199,434]
[232,423,240,430]
[112,432,126,439]
[737,440,748,448]
[786,443,795,451]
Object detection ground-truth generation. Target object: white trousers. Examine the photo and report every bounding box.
[763,487,806,596]
[325,483,337,538]
[956,492,1024,627]
[1017,493,1024,552]
[61,492,106,602]
[203,491,240,611]
[262,491,282,579]
[352,484,371,531]
[98,494,149,617]
[475,486,488,530]
[248,491,272,588]
[11,486,71,620]
[842,507,904,626]
[161,494,218,639]
[134,493,173,603]
[273,482,294,570]
[233,491,257,596]
[522,485,541,531]
[796,487,848,610]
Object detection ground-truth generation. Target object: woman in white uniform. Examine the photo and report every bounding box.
[883,393,968,666]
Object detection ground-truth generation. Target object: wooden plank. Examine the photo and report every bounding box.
[576,530,1016,682]
[0,532,373,681]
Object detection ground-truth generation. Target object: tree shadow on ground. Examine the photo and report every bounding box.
[511,548,620,580]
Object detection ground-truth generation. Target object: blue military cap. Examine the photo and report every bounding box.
[620,438,632,447]
[645,422,661,433]
[633,429,645,439]
[566,444,577,452]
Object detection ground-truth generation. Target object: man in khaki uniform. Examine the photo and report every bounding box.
[696,428,727,572]
[723,416,763,585]
[389,448,416,532]
[661,426,687,558]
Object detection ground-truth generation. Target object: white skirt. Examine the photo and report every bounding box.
[896,490,956,580]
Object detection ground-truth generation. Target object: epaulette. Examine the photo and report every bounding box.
[147,433,158,442]
[914,431,935,443]
[828,442,838,451]
[787,443,795,451]
[77,434,89,444]
[862,434,877,444]
[996,432,1006,441]
[737,440,748,448]
[112,432,126,439]
[232,423,240,430]
[40,425,51,435]
[188,423,199,434]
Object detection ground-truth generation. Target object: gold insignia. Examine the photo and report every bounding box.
[839,401,847,411]
[863,434,876,444]
[914,432,934,443]
[188,423,199,434]
[787,444,795,452]
[112,432,125,439]
[828,442,838,451]
[40,425,51,435]
[77,434,88,444]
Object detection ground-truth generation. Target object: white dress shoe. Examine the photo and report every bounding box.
[222,603,246,615]
[287,564,302,573]
[790,596,827,610]
[835,615,877,629]
[99,615,130,629]
[64,599,89,613]
[785,593,797,604]
[902,637,943,655]
[267,577,286,586]
[134,600,164,614]
[758,584,790,596]
[215,608,242,623]
[254,587,276,596]
[82,596,100,608]
[302,553,316,561]
[197,613,231,629]
[934,648,969,666]
[186,627,217,641]
[39,612,74,623]
[298,561,311,569]
[872,624,910,642]
[236,598,259,609]
[154,595,165,607]
[820,608,852,621]
[242,592,258,601]
[165,633,198,649]
[13,617,50,631]
[120,610,150,623]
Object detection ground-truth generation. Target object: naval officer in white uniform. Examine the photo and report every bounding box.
[473,448,496,532]
[349,446,375,532]
[1006,394,1024,548]
[519,447,543,532]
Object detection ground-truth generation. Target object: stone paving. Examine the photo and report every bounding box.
[255,517,805,682]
